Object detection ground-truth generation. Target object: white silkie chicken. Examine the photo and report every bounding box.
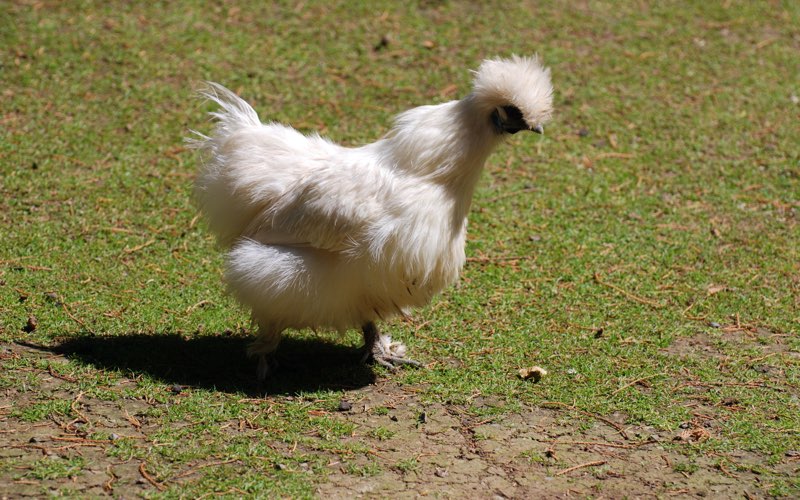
[192,55,553,381]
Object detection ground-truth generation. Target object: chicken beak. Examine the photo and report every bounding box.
[531,124,544,135]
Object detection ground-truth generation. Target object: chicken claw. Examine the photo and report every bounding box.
[361,322,422,370]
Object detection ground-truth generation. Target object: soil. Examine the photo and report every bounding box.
[1,340,794,498]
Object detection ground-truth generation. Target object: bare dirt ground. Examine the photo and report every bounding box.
[1,339,795,498]
[316,389,773,499]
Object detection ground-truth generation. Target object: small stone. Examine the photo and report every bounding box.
[390,415,398,422]
[274,463,287,471]
[23,315,38,333]
[373,35,390,52]
[109,433,121,441]
[435,467,449,478]
[709,321,721,328]
[337,400,352,412]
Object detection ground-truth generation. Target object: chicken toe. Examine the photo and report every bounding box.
[361,322,422,370]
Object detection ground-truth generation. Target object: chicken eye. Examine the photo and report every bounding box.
[490,107,506,132]
[502,105,524,123]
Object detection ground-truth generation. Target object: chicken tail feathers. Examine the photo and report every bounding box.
[197,82,262,135]
[189,83,267,248]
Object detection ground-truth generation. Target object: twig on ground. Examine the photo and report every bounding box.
[52,436,111,444]
[681,301,705,320]
[593,272,665,308]
[542,401,629,440]
[48,365,77,382]
[671,380,783,393]
[0,257,34,265]
[124,408,142,429]
[555,460,607,476]
[14,442,103,453]
[611,373,666,395]
[139,462,166,491]
[594,152,635,160]
[483,186,538,204]
[747,352,777,364]
[465,418,496,430]
[61,300,94,333]
[715,462,739,479]
[551,439,657,450]
[0,257,52,271]
[186,299,212,313]
[412,332,449,345]
[70,392,92,430]
[466,255,529,265]
[172,459,239,480]
[123,239,156,254]
[103,465,117,493]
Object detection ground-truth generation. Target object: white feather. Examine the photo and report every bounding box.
[191,56,553,338]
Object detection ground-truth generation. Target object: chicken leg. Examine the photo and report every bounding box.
[247,322,282,382]
[361,322,422,370]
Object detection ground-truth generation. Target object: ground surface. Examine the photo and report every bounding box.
[2,330,798,498]
[2,0,799,497]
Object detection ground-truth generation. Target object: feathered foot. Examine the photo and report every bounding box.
[361,322,422,370]
[248,323,283,382]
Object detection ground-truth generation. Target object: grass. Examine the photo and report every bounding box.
[1,0,799,496]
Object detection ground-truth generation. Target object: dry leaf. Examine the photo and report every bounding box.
[518,366,547,382]
[674,426,710,443]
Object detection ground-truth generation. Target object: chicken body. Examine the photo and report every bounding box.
[193,56,553,380]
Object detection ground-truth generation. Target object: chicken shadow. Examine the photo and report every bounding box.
[50,332,376,396]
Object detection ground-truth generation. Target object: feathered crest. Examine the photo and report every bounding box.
[471,55,553,128]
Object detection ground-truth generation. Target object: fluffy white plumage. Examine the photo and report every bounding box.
[192,55,553,380]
